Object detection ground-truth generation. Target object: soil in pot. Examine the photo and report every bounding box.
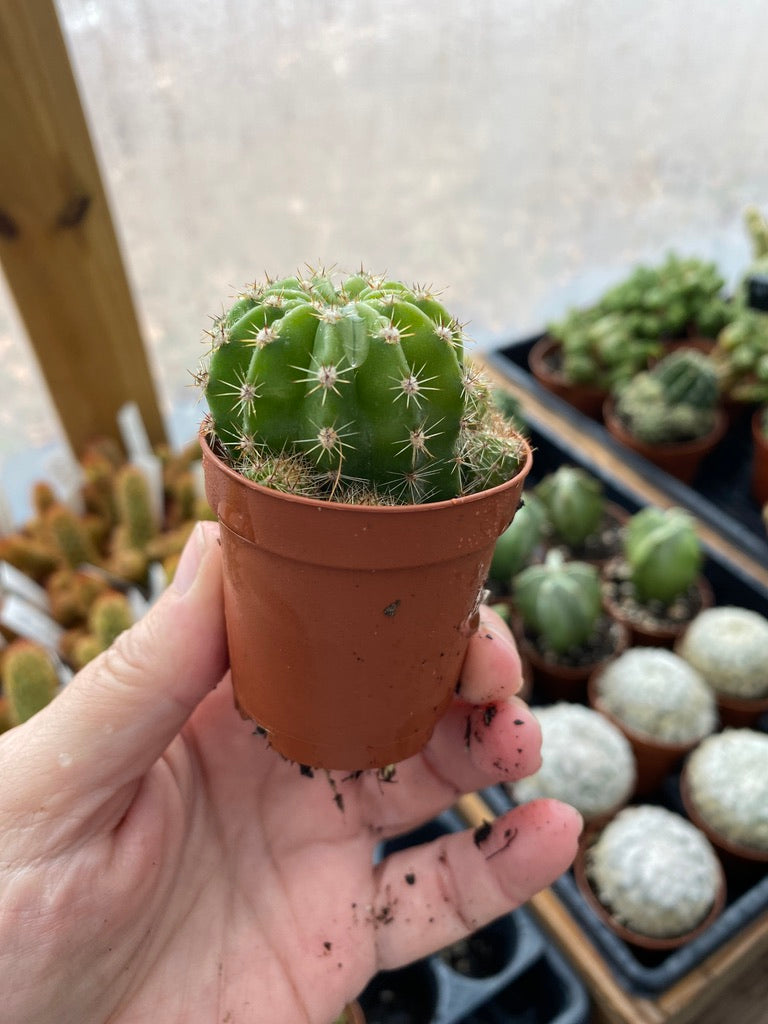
[603,398,727,485]
[601,558,713,648]
[528,336,608,420]
[437,917,515,978]
[202,433,532,771]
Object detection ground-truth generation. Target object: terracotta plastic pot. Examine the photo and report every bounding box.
[711,690,768,730]
[572,836,726,951]
[680,765,768,872]
[603,398,727,485]
[528,336,608,420]
[587,670,702,796]
[750,407,768,507]
[201,434,532,771]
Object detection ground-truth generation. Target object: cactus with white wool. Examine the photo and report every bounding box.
[198,268,525,504]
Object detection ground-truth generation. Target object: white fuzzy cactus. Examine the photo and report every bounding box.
[676,606,768,699]
[586,805,722,938]
[685,729,768,852]
[509,703,636,822]
[594,648,718,744]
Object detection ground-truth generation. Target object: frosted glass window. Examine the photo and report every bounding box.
[3,0,768,465]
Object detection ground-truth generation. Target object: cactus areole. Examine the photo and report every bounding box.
[198,268,532,770]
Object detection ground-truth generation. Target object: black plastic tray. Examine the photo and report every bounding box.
[476,416,768,997]
[360,810,590,1024]
[485,334,768,569]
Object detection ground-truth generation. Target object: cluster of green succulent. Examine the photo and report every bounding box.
[548,254,732,392]
[0,438,213,679]
[710,206,768,404]
[613,348,720,444]
[491,487,701,655]
[488,466,606,586]
[200,267,525,505]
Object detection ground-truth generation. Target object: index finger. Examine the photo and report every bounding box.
[458,606,523,704]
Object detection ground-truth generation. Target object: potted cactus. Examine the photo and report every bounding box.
[529,254,731,418]
[681,729,768,867]
[574,805,726,950]
[487,492,546,595]
[602,506,712,646]
[510,549,628,700]
[675,605,768,727]
[197,267,532,770]
[603,348,726,483]
[588,647,718,794]
[533,465,627,564]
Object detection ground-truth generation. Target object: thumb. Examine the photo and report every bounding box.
[17,521,229,799]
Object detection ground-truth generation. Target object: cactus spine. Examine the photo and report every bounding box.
[201,269,524,503]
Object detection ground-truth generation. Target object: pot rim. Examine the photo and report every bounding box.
[200,430,533,515]
[528,335,608,396]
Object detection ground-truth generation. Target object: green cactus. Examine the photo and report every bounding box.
[115,465,157,550]
[513,549,603,654]
[534,466,605,547]
[88,592,134,650]
[2,640,59,726]
[44,502,98,569]
[488,492,546,585]
[200,269,524,503]
[624,506,702,605]
[614,349,719,445]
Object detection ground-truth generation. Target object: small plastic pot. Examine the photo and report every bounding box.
[572,832,727,952]
[528,336,608,420]
[587,670,702,796]
[201,433,532,770]
[680,763,768,872]
[602,398,727,486]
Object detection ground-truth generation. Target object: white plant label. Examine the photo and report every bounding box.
[131,454,164,529]
[0,561,51,611]
[118,401,153,460]
[0,594,64,649]
[44,449,85,515]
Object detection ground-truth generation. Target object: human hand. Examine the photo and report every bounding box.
[0,521,581,1024]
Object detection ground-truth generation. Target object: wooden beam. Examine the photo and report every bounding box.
[0,0,166,456]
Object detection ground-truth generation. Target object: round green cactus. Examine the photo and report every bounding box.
[624,506,702,605]
[488,492,546,584]
[513,549,603,654]
[614,349,719,445]
[199,269,524,503]
[534,466,604,547]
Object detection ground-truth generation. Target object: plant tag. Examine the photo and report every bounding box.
[127,587,150,621]
[0,561,51,611]
[44,449,85,515]
[117,401,153,460]
[0,594,64,649]
[131,454,164,528]
[148,561,168,604]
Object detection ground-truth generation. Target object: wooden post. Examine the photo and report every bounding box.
[0,0,166,456]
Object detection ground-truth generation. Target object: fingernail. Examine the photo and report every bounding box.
[172,522,211,595]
